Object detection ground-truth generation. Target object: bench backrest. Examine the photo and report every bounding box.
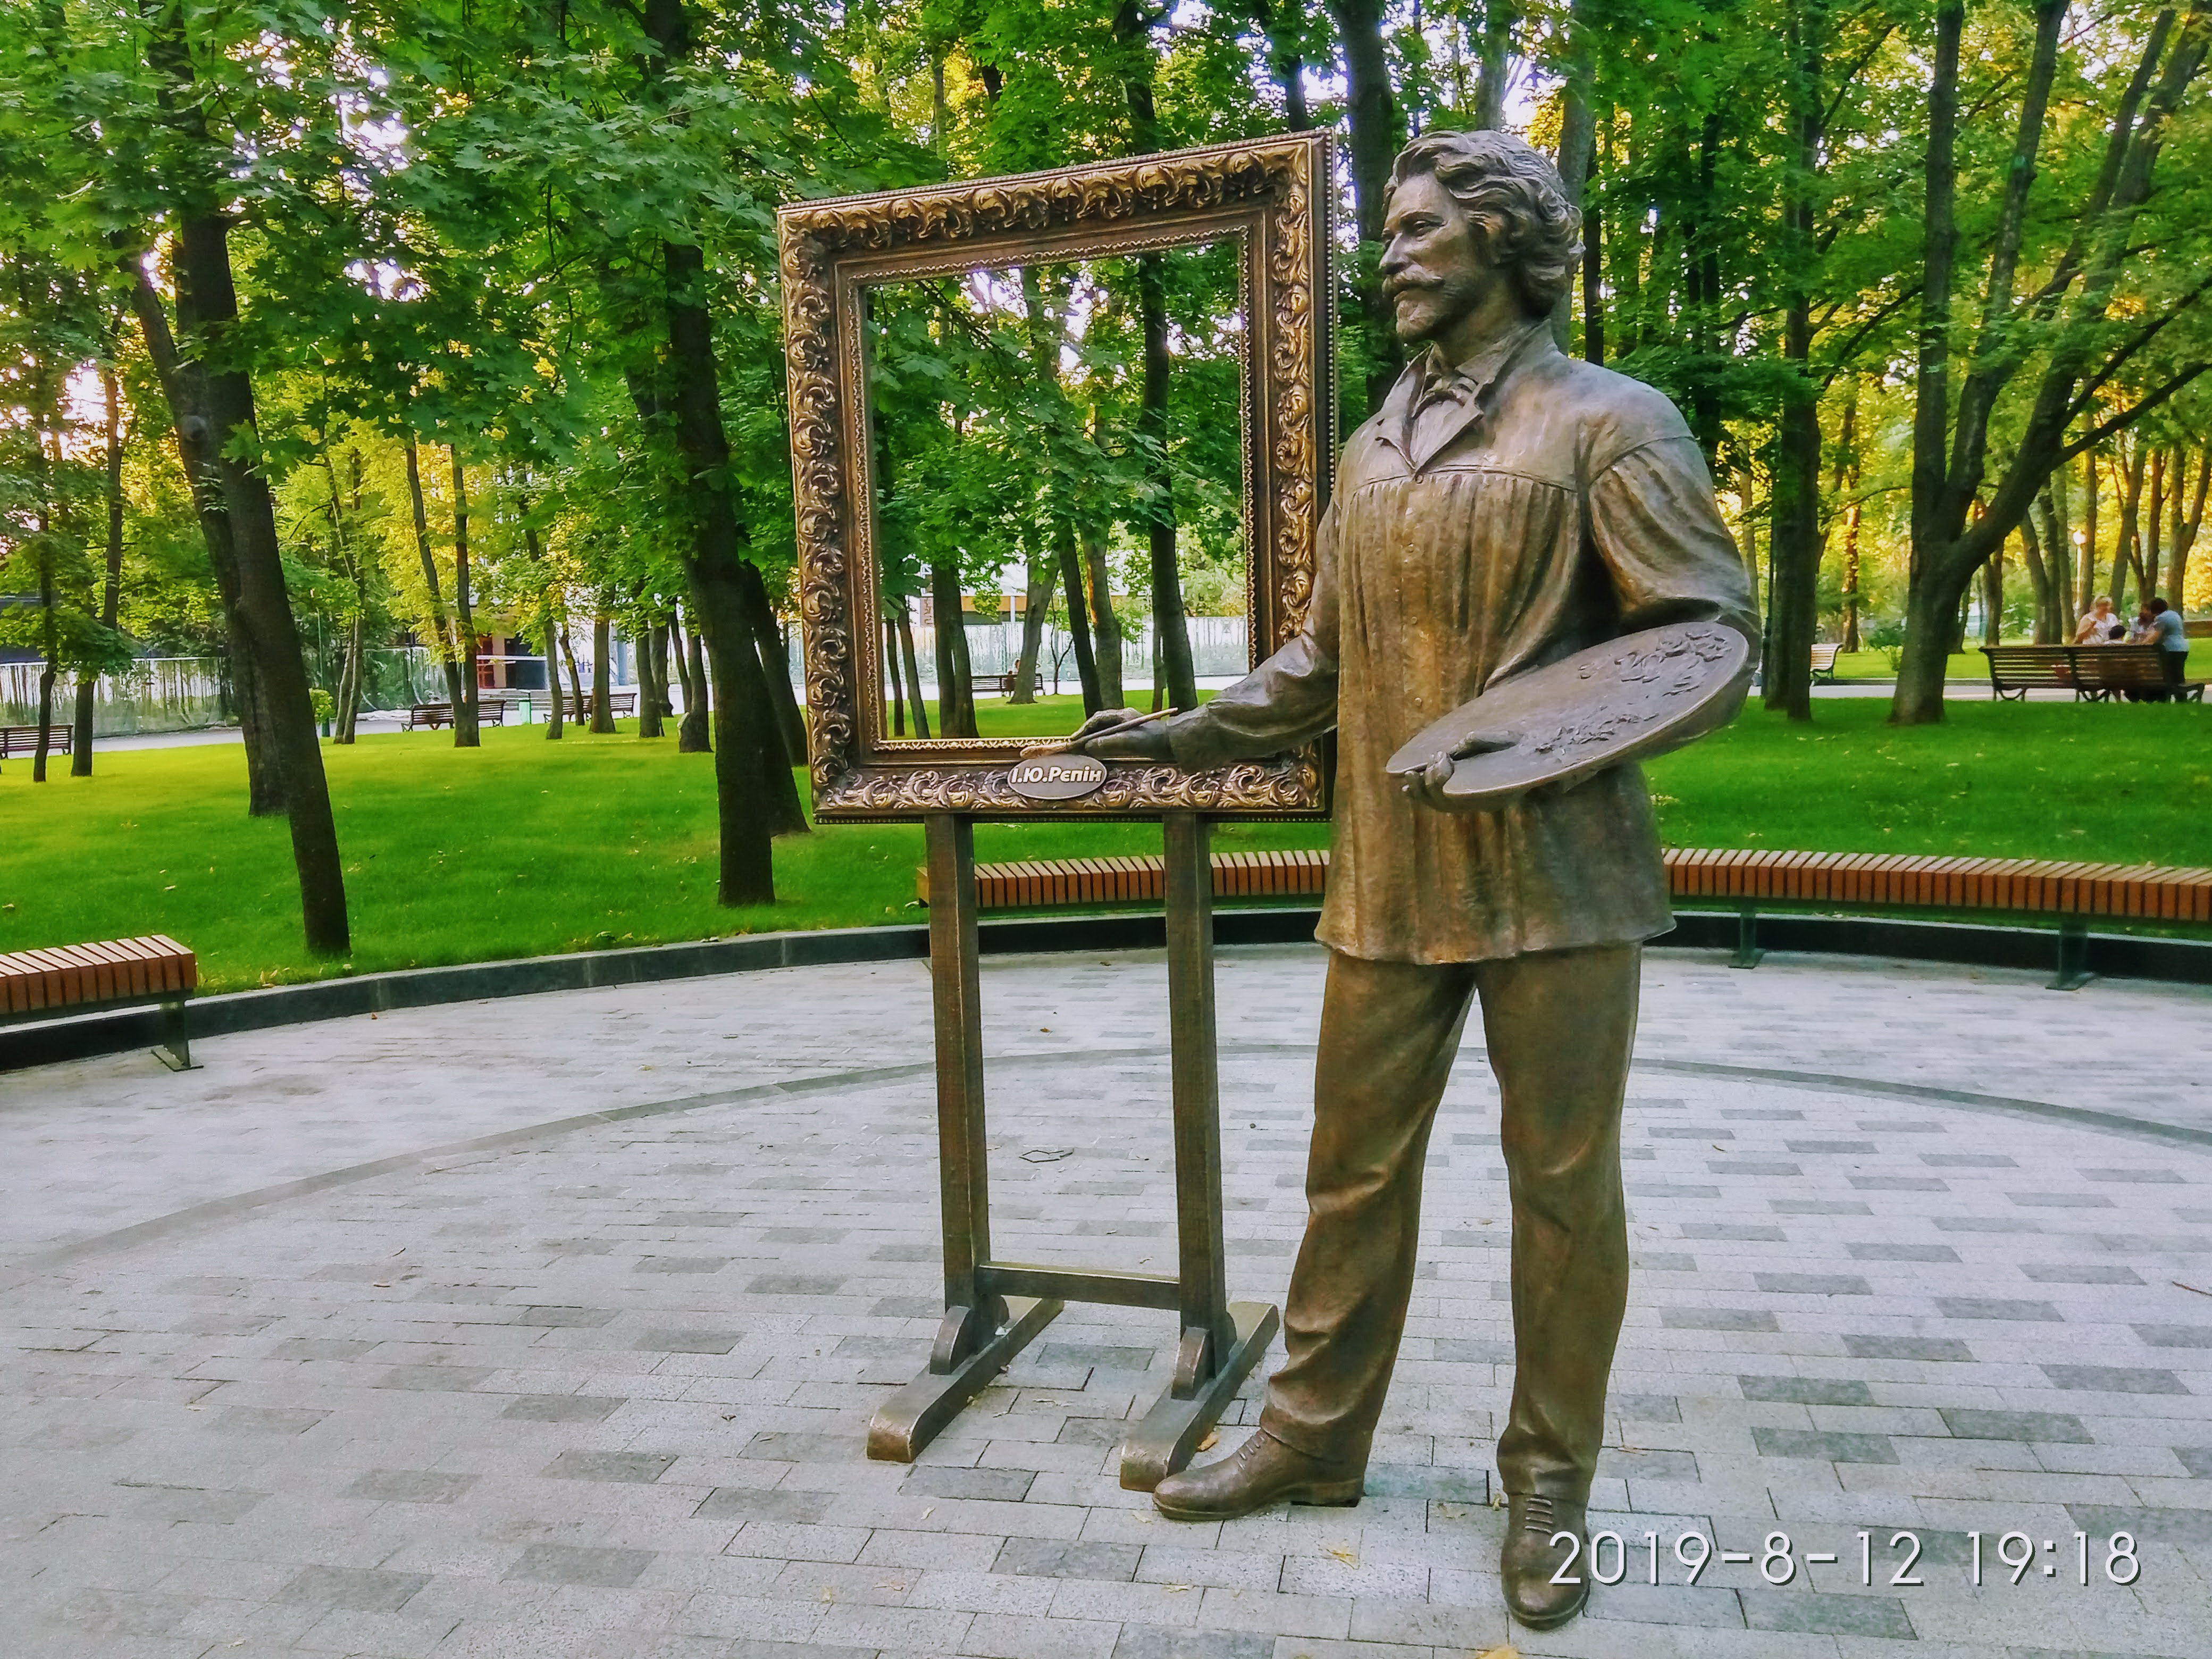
[0,935,197,1013]
[1808,644,1840,669]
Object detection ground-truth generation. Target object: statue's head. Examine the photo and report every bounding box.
[1381,130,1582,344]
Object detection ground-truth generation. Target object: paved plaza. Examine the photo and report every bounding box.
[3,941,2211,1659]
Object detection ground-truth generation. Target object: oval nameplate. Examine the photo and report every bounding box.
[1008,752,1107,801]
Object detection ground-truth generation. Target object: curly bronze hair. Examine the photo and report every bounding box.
[1388,130,1583,317]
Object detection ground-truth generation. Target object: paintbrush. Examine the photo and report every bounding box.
[1020,707,1180,758]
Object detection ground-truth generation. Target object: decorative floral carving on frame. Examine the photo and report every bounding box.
[778,135,1330,819]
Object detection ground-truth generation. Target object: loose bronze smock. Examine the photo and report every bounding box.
[1169,321,1758,963]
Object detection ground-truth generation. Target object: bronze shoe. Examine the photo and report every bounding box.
[1151,1429,1363,1521]
[1500,1492,1590,1630]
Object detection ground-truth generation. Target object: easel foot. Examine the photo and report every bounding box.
[1119,1301,1280,1492]
[867,1296,1061,1462]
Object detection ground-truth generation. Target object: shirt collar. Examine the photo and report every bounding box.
[1379,316,1552,450]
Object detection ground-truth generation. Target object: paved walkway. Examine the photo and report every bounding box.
[3,943,2210,1658]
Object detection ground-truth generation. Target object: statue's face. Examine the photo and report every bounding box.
[1380,171,1502,345]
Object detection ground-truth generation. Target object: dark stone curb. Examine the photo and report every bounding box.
[4,906,2204,1075]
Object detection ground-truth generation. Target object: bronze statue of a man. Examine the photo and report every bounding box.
[1075,130,1755,1631]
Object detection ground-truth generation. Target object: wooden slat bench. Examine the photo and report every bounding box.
[563,691,638,721]
[923,847,2212,990]
[401,701,510,731]
[0,935,198,1069]
[1981,643,2203,702]
[1808,643,1840,684]
[0,724,72,758]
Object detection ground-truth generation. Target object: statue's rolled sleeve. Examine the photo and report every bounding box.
[1168,498,1343,768]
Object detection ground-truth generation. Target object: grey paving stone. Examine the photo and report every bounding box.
[741,1431,870,1462]
[2041,1365,2189,1395]
[36,1588,198,1638]
[1844,1335,1975,1363]
[2020,1263,2143,1284]
[275,1564,431,1612]
[1845,1242,1961,1263]
[1111,1628,1273,1659]
[1755,1274,1873,1296]
[1938,1410,2092,1444]
[2172,1446,2212,1477]
[500,1393,626,1422]
[1363,1464,1489,1502]
[1680,1223,1787,1242]
[213,1405,328,1434]
[637,1328,747,1353]
[504,1543,658,1587]
[1934,1298,2062,1322]
[1738,1586,1914,1638]
[345,1469,480,1503]
[1750,1429,1899,1464]
[512,1304,618,1327]
[1660,1309,1781,1333]
[695,1487,832,1523]
[1739,1376,1876,1407]
[998,1539,1143,1581]
[542,1450,676,1482]
[748,1273,845,1294]
[128,1484,268,1522]
[904,1465,1037,1502]
[373,1364,494,1391]
[2133,1325,2212,1348]
[2065,1504,2212,1546]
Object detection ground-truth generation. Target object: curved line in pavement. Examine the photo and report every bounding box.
[17,1041,2211,1273]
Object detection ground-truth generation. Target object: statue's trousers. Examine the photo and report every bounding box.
[1257,944,1639,1502]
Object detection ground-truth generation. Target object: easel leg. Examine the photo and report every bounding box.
[1120,814,1280,1490]
[869,815,1060,1462]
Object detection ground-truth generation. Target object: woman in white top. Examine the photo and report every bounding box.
[2073,596,2124,643]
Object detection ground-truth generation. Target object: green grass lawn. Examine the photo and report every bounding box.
[4,696,2206,993]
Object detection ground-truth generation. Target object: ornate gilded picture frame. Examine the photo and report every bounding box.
[777,132,1333,820]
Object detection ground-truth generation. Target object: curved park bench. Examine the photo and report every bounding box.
[1981,642,2203,702]
[0,935,197,1070]
[0,724,72,758]
[923,847,2212,991]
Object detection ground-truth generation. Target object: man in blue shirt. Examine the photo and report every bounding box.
[2148,598,2190,698]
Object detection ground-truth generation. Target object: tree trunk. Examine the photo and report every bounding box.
[637,616,666,738]
[123,250,282,814]
[2113,441,2147,610]
[405,437,467,716]
[676,610,710,751]
[929,560,978,736]
[1981,550,2004,644]
[561,627,586,726]
[1326,0,1405,408]
[2019,510,2056,643]
[895,605,931,738]
[174,205,350,952]
[2167,447,2208,597]
[1765,0,1825,722]
[541,606,565,739]
[884,613,908,734]
[731,560,807,767]
[449,447,481,747]
[591,613,617,731]
[33,531,57,783]
[1473,0,1514,128]
[338,614,365,741]
[1080,522,1122,708]
[73,362,128,775]
[1010,552,1054,703]
[2080,448,2101,611]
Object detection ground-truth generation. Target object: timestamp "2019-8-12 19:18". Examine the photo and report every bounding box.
[1548,1528,2143,1589]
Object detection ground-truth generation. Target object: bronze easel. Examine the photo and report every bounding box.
[867,812,1280,1490]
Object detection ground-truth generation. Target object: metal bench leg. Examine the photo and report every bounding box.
[2050,921,2093,992]
[154,998,198,1071]
[1730,902,1764,969]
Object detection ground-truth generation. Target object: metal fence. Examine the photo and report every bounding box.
[0,649,455,737]
[872,616,1251,694]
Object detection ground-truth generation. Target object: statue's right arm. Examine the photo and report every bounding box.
[1163,498,1343,769]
